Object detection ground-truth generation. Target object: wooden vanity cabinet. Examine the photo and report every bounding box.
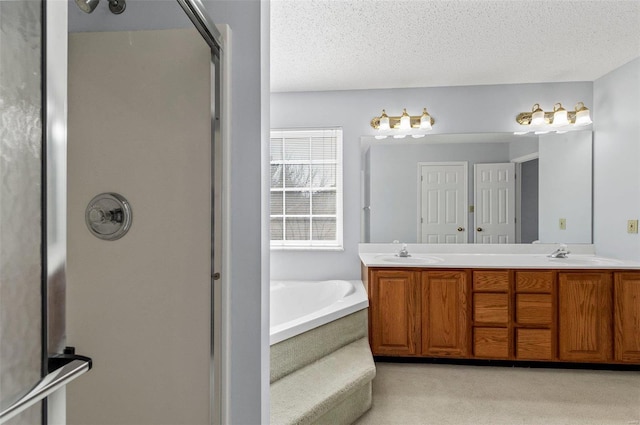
[367,268,469,357]
[614,272,640,363]
[558,272,613,362]
[421,270,470,357]
[368,269,421,356]
[472,271,511,359]
[366,266,640,365]
[514,271,555,361]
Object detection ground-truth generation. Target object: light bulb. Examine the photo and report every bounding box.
[552,103,569,127]
[412,134,425,138]
[530,104,545,126]
[574,102,592,126]
[419,107,432,130]
[393,134,406,139]
[399,108,411,130]
[374,135,388,140]
[379,110,390,131]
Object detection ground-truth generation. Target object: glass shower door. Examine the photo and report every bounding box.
[0,1,45,424]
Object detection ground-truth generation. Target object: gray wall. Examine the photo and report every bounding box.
[538,131,593,244]
[520,159,539,244]
[204,3,267,423]
[594,57,640,261]
[271,82,593,280]
[68,1,268,423]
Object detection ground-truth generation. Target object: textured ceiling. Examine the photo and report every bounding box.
[270,0,640,92]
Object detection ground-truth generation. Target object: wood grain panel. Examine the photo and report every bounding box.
[473,327,509,358]
[473,271,509,292]
[369,269,420,356]
[614,272,640,363]
[516,294,552,325]
[474,293,509,324]
[515,328,552,360]
[516,271,553,293]
[558,273,612,362]
[421,271,469,357]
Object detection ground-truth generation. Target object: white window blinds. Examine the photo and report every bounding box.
[270,128,343,249]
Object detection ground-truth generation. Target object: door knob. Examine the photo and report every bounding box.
[457,227,465,232]
[477,227,483,232]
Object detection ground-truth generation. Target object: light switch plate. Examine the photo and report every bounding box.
[628,220,638,234]
[559,218,566,230]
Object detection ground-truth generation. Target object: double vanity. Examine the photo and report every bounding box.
[360,244,640,366]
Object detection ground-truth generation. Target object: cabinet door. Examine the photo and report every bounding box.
[369,269,420,356]
[422,271,469,357]
[614,273,640,363]
[558,273,612,362]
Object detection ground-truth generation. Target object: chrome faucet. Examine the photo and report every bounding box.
[397,243,410,258]
[548,244,570,258]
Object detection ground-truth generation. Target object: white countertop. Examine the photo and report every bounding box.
[359,244,640,270]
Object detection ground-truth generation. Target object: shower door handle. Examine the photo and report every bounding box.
[0,354,92,423]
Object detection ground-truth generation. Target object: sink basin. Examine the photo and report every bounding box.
[547,256,625,266]
[375,254,444,265]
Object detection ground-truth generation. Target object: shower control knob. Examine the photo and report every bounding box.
[88,207,106,224]
[85,193,132,241]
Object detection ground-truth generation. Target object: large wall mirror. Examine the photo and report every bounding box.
[361,131,592,244]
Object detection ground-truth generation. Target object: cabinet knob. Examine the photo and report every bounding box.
[477,227,483,232]
[457,227,465,232]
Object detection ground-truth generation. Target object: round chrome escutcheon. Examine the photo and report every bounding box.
[85,193,132,241]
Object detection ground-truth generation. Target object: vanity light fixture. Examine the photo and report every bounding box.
[399,109,411,130]
[371,107,435,139]
[551,103,569,127]
[573,102,593,126]
[515,102,593,134]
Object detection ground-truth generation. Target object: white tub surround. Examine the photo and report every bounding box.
[269,280,374,425]
[359,243,640,270]
[270,280,368,345]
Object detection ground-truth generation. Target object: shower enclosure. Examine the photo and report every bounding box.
[0,0,223,423]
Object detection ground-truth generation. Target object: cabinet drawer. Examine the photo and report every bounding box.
[474,327,509,358]
[516,294,552,325]
[516,271,553,293]
[474,293,509,324]
[473,271,509,292]
[515,328,552,360]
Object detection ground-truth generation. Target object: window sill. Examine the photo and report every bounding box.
[270,245,344,252]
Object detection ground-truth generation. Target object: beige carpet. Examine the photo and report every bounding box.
[354,362,640,425]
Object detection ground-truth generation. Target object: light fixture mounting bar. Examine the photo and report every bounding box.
[370,113,435,129]
[516,111,580,126]
[516,102,592,127]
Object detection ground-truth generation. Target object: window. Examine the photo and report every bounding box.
[270,128,343,249]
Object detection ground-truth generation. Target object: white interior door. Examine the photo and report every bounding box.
[474,163,516,243]
[419,163,468,243]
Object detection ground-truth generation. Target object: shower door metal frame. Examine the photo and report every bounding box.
[1,0,225,423]
[176,1,225,424]
[0,0,88,423]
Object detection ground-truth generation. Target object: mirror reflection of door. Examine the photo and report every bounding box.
[474,163,515,243]
[418,162,468,243]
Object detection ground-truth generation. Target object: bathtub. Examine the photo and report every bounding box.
[270,279,369,345]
